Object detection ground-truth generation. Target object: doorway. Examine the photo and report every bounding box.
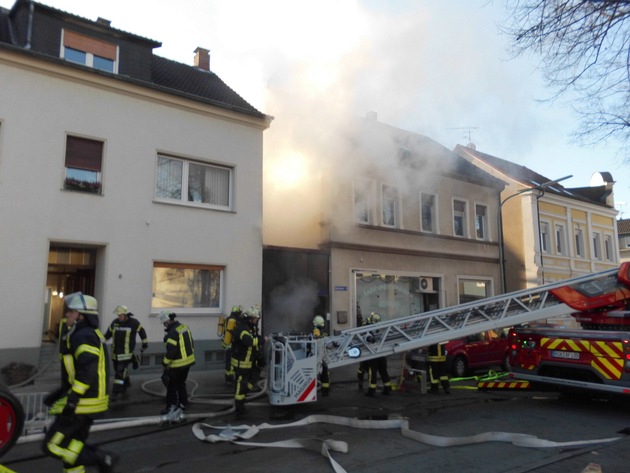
[44,245,96,342]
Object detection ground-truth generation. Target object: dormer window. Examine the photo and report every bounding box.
[61,30,118,73]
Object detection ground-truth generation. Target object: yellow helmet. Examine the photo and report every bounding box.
[113,305,129,316]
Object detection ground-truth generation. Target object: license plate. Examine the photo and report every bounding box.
[551,350,580,360]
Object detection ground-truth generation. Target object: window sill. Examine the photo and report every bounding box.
[152,198,234,213]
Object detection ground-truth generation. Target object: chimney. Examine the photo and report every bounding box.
[194,47,210,71]
[96,17,111,26]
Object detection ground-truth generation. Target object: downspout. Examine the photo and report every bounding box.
[25,0,34,49]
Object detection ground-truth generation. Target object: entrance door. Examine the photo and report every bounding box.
[44,246,96,342]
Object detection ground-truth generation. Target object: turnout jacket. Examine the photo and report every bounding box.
[50,320,109,415]
[230,318,261,369]
[163,321,195,369]
[104,316,148,361]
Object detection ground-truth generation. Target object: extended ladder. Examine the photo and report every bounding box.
[267,267,620,405]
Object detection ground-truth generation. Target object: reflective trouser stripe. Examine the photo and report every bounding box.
[64,465,86,473]
[47,432,85,466]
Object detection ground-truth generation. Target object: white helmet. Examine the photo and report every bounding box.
[159,311,175,324]
[65,292,98,315]
[313,315,325,328]
[243,305,261,319]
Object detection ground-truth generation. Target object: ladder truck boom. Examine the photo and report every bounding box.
[268,266,624,406]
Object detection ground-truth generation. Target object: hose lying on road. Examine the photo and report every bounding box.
[192,414,622,473]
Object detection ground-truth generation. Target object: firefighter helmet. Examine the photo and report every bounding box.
[113,305,129,316]
[159,311,175,324]
[65,292,99,327]
[368,312,381,324]
[65,292,98,315]
[313,315,325,328]
[230,305,243,316]
[243,305,261,319]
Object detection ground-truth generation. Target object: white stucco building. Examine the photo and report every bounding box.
[0,0,270,370]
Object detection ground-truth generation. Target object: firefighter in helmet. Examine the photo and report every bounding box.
[364,312,394,397]
[221,305,243,384]
[230,305,263,416]
[312,314,330,396]
[104,305,148,398]
[159,311,195,415]
[428,341,450,394]
[43,292,118,473]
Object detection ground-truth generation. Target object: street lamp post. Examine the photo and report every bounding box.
[498,175,573,293]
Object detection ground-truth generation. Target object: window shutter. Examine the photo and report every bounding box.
[65,136,103,171]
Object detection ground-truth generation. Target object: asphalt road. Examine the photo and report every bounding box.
[3,368,630,473]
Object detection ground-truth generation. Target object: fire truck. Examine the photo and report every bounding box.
[267,263,630,405]
[508,262,630,395]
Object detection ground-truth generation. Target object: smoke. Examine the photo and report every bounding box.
[265,278,320,335]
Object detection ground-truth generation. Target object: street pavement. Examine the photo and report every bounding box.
[3,362,630,473]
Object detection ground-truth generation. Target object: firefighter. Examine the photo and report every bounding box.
[159,311,195,415]
[104,305,148,398]
[230,306,263,416]
[42,292,118,473]
[427,342,450,394]
[221,305,243,384]
[312,314,330,396]
[364,312,394,397]
[356,305,367,391]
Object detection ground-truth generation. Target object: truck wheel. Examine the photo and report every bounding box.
[0,386,24,458]
[452,356,467,378]
[501,353,511,372]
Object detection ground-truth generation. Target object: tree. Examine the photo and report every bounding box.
[501,1,630,154]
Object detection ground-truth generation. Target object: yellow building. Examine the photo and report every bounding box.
[455,145,619,296]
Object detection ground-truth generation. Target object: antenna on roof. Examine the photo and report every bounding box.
[447,126,479,148]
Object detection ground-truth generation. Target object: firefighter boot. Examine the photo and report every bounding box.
[322,387,330,397]
[365,388,376,397]
[382,385,392,395]
[441,379,451,394]
[95,448,119,473]
[235,399,246,417]
[430,382,439,394]
[357,373,364,391]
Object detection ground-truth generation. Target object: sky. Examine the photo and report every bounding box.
[3,0,629,218]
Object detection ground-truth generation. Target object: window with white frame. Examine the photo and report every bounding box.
[421,193,436,233]
[152,262,223,313]
[575,227,585,257]
[354,179,373,224]
[592,232,602,260]
[156,155,232,210]
[554,223,566,255]
[475,204,488,240]
[61,29,117,73]
[453,199,467,237]
[540,221,550,253]
[382,185,399,227]
[604,235,614,261]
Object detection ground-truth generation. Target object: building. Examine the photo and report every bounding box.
[455,145,619,297]
[0,0,270,369]
[618,218,630,263]
[263,115,505,334]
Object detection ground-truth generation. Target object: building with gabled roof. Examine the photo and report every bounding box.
[455,144,619,295]
[0,0,271,370]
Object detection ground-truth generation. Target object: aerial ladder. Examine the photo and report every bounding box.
[267,266,624,405]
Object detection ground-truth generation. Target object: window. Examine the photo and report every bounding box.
[453,199,467,237]
[555,223,566,255]
[575,227,585,257]
[156,155,233,210]
[152,262,223,313]
[540,221,550,253]
[592,232,602,260]
[421,193,435,233]
[458,278,491,304]
[64,136,103,194]
[354,179,373,224]
[475,204,487,240]
[604,235,614,261]
[382,185,399,227]
[61,30,117,73]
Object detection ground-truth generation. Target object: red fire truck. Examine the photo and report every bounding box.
[508,262,630,395]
